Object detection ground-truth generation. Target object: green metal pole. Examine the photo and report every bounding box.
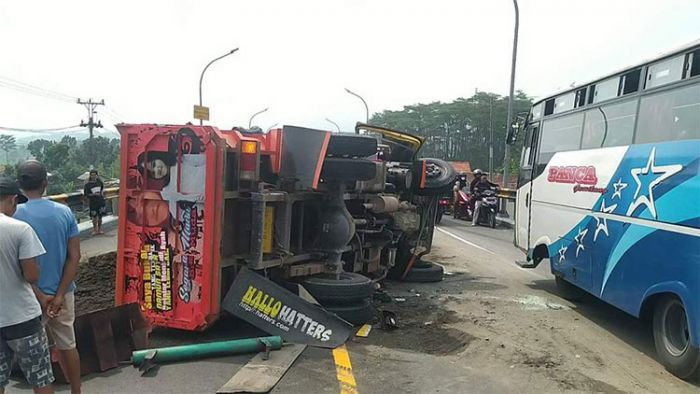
[132,336,283,366]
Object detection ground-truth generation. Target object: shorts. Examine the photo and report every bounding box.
[0,318,54,389]
[44,292,77,350]
[89,205,107,218]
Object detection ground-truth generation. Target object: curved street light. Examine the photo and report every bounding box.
[344,88,369,126]
[198,48,239,125]
[249,107,269,128]
[266,123,279,132]
[325,118,341,132]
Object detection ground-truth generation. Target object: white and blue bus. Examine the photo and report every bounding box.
[514,40,700,379]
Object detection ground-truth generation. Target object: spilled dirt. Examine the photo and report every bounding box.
[75,252,116,316]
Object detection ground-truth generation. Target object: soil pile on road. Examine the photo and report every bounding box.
[75,252,116,316]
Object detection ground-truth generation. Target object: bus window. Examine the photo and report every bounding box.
[593,77,618,103]
[635,83,700,143]
[554,92,575,114]
[539,113,584,154]
[581,99,637,149]
[575,87,587,108]
[619,69,641,95]
[531,102,543,120]
[645,54,685,89]
[687,49,700,78]
[536,113,584,173]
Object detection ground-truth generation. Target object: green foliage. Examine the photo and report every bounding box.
[370,90,532,174]
[23,137,121,194]
[0,134,17,164]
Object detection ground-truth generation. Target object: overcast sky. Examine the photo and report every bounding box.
[0,0,698,137]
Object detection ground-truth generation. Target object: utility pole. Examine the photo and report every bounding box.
[502,0,519,191]
[488,95,494,181]
[77,98,105,140]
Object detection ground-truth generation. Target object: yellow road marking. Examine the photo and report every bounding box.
[332,344,358,394]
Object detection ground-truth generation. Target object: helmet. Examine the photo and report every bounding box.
[473,169,483,176]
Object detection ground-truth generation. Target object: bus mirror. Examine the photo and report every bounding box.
[506,122,520,145]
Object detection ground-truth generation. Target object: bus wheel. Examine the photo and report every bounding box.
[554,276,586,302]
[653,296,700,380]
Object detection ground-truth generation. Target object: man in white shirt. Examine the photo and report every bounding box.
[0,177,54,394]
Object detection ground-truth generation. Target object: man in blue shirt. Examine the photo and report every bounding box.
[15,161,81,394]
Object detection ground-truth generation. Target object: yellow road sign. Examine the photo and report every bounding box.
[193,105,210,121]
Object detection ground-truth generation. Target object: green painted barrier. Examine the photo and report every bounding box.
[131,336,283,366]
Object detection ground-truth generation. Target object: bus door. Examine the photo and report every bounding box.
[515,123,539,251]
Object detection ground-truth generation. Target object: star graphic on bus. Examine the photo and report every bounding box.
[611,178,628,200]
[626,147,682,219]
[558,245,567,263]
[574,227,588,258]
[593,200,618,242]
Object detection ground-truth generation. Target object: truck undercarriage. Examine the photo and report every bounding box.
[115,122,455,329]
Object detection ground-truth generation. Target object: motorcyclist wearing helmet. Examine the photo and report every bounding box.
[472,173,500,226]
[469,169,484,193]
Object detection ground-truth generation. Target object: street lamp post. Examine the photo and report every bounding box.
[198,48,239,126]
[266,123,279,132]
[248,107,269,128]
[344,88,369,131]
[325,118,341,132]
[501,0,519,192]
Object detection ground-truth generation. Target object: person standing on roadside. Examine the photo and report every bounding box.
[83,170,105,235]
[0,177,55,394]
[14,161,81,394]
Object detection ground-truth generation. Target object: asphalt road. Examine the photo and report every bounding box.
[6,219,699,393]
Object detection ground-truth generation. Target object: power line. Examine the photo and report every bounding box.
[0,76,77,103]
[0,125,81,133]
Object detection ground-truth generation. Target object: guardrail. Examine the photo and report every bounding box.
[496,188,516,201]
[47,187,120,222]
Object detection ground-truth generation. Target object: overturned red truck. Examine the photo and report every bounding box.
[115,123,455,330]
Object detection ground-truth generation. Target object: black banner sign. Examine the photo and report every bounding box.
[222,268,352,348]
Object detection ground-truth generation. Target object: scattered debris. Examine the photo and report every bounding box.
[379,310,399,330]
[394,297,407,302]
[217,344,306,394]
[356,324,372,338]
[424,321,434,326]
[132,336,283,372]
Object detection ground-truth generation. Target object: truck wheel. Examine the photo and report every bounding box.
[402,260,444,283]
[554,276,586,301]
[321,158,376,181]
[302,272,374,305]
[653,296,700,380]
[413,158,456,194]
[324,299,374,326]
[327,134,377,157]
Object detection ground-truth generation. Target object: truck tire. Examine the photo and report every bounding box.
[324,299,374,326]
[653,296,700,380]
[554,276,586,301]
[302,272,374,304]
[402,260,444,283]
[327,134,377,157]
[321,158,376,182]
[413,158,456,194]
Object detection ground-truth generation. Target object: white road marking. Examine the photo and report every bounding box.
[435,227,495,255]
[436,226,548,280]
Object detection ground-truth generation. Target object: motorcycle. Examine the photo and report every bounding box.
[436,197,451,224]
[474,188,499,228]
[453,188,473,220]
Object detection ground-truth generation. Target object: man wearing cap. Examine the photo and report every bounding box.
[14,161,81,394]
[0,177,55,393]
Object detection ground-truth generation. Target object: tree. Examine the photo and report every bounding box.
[370,90,533,174]
[0,134,16,164]
[27,139,53,163]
